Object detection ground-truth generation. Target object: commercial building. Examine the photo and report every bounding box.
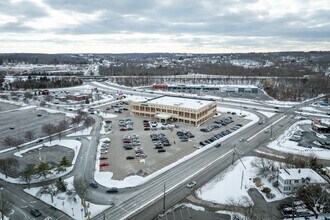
[278,168,326,194]
[131,95,217,126]
[152,84,259,93]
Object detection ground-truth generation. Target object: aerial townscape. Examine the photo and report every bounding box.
[0,1,330,220]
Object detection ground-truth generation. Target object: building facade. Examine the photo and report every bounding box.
[278,168,326,194]
[131,95,217,126]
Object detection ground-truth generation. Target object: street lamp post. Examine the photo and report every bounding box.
[38,147,42,161]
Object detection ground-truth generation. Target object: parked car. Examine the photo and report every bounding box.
[158,149,166,153]
[100,163,109,167]
[126,156,135,160]
[30,209,42,217]
[106,187,118,193]
[186,181,196,188]
[99,156,108,160]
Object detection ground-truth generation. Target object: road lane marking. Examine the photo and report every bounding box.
[119,149,234,220]
[246,115,286,142]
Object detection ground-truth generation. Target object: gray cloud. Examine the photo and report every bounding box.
[1,0,329,52]
[0,1,48,19]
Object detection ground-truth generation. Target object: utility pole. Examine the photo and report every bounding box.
[270,124,273,140]
[233,148,247,169]
[163,184,166,214]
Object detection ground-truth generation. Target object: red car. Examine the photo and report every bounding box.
[99,157,108,160]
[120,127,126,131]
[100,163,109,167]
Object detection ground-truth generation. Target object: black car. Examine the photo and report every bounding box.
[106,187,119,193]
[89,181,98,188]
[215,143,221,148]
[30,209,42,217]
[126,156,135,160]
[199,141,206,146]
[158,149,166,153]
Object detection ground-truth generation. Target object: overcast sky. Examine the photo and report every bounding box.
[0,0,329,53]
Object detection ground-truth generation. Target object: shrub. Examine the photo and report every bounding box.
[266,193,276,199]
[261,187,271,194]
[272,180,279,188]
[253,177,263,187]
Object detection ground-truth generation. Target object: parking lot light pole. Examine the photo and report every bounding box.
[163,184,166,214]
[38,147,42,161]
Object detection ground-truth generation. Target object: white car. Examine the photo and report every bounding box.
[186,181,197,188]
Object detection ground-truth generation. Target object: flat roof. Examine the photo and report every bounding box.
[146,96,214,110]
[279,168,326,183]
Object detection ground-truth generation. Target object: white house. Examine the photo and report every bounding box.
[278,168,326,194]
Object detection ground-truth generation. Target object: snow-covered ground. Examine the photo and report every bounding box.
[24,177,110,220]
[67,127,93,136]
[300,106,326,113]
[36,107,76,118]
[216,210,248,220]
[267,120,330,159]
[196,157,287,206]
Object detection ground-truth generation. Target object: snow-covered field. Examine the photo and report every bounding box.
[267,120,330,159]
[196,157,287,206]
[24,177,110,220]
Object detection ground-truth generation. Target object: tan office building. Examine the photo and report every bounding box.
[131,96,217,126]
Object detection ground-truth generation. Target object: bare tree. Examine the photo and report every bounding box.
[0,194,12,220]
[75,181,90,206]
[83,116,95,128]
[20,164,35,189]
[44,95,54,102]
[0,158,19,178]
[250,157,275,178]
[2,136,14,149]
[36,183,57,203]
[57,120,69,140]
[24,91,33,99]
[39,101,46,107]
[24,130,35,142]
[297,184,330,216]
[41,123,56,143]
[12,138,24,152]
